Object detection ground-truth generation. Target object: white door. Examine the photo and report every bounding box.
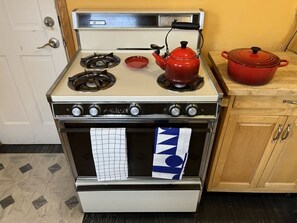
[0,0,68,144]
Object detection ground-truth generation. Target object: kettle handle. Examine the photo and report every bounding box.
[150,44,165,55]
[170,20,204,56]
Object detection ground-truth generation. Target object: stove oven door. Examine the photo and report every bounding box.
[59,119,213,212]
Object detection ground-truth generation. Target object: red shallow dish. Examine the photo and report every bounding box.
[125,56,148,68]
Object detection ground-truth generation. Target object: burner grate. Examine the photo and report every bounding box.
[157,74,204,92]
[68,70,116,92]
[80,52,121,69]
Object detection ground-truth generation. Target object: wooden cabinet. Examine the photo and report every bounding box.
[207,51,297,192]
[209,111,297,192]
[258,116,297,190]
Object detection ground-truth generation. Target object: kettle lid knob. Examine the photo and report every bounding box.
[180,41,188,49]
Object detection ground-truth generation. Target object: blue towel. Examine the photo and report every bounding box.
[152,127,192,180]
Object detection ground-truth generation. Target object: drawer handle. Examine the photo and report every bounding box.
[272,124,283,143]
[280,124,291,143]
[283,100,297,105]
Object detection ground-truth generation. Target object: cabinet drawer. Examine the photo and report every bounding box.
[233,96,297,109]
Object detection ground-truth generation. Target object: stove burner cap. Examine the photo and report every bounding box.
[68,70,116,92]
[157,74,204,92]
[80,52,121,69]
[174,84,187,88]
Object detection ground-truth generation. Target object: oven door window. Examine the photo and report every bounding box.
[62,122,210,177]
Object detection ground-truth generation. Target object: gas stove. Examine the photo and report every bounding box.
[49,10,222,117]
[46,9,222,213]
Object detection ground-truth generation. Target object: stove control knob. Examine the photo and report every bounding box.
[71,105,84,117]
[186,104,198,117]
[89,105,101,117]
[129,104,141,116]
[169,104,181,117]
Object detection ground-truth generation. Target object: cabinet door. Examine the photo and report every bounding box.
[210,115,287,191]
[258,116,297,191]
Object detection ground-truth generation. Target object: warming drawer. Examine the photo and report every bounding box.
[76,177,201,212]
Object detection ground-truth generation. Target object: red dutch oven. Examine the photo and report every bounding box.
[221,47,289,85]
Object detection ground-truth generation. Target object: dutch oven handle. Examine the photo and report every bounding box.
[221,51,229,59]
[279,59,289,67]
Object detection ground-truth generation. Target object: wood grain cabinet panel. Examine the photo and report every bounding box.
[208,105,297,192]
[210,115,287,191]
[258,116,297,191]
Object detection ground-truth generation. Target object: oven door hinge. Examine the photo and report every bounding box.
[209,121,215,133]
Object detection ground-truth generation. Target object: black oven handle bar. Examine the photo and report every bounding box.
[59,128,211,133]
[76,183,201,191]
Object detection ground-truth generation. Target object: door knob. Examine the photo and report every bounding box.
[37,38,60,49]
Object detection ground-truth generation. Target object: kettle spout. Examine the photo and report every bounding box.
[152,52,166,70]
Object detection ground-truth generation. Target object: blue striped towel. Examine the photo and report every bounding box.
[152,127,192,180]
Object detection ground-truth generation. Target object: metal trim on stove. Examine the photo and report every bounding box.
[200,56,224,102]
[59,127,211,133]
[72,10,204,29]
[75,177,202,192]
[51,102,220,120]
[76,176,201,184]
[46,50,80,102]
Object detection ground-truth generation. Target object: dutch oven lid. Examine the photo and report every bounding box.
[170,41,197,60]
[228,47,281,68]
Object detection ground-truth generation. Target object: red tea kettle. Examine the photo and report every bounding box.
[151,21,203,85]
[152,41,200,84]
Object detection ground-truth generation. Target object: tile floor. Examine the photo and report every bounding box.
[1,145,296,223]
[0,153,83,223]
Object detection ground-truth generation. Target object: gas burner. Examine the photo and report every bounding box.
[68,70,116,92]
[80,52,121,69]
[157,74,204,92]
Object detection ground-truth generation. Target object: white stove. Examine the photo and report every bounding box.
[47,9,222,213]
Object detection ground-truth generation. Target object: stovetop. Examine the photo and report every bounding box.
[50,50,219,103]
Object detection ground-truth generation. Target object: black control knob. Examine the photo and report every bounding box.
[89,105,100,117]
[129,104,141,116]
[186,104,198,117]
[169,104,181,117]
[71,105,84,117]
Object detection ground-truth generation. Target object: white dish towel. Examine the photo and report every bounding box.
[90,128,128,181]
[152,127,192,180]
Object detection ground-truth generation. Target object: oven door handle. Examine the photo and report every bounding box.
[59,128,211,133]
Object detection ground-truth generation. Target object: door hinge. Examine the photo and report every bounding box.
[57,15,61,27]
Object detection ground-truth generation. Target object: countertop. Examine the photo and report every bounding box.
[208,51,297,96]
